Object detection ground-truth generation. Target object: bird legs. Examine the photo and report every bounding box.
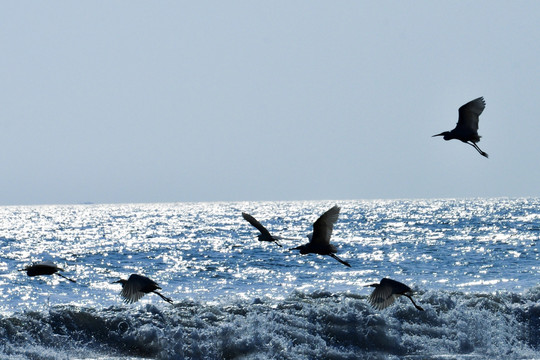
[329,253,351,267]
[153,290,173,304]
[272,239,283,248]
[56,273,77,283]
[467,141,488,158]
[403,294,424,311]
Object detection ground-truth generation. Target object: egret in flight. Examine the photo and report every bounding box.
[291,205,351,267]
[433,97,488,158]
[366,278,424,311]
[242,212,284,247]
[19,261,76,283]
[113,274,173,304]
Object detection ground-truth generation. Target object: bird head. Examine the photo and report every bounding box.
[112,279,127,286]
[432,131,451,140]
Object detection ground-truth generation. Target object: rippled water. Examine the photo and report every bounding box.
[0,198,538,359]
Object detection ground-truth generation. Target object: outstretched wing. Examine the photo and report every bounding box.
[368,283,396,310]
[120,284,145,304]
[311,205,340,245]
[457,97,485,132]
[242,212,272,237]
[120,275,148,303]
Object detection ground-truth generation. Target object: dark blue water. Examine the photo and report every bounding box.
[0,198,538,359]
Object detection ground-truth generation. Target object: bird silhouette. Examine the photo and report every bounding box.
[290,205,351,267]
[433,97,488,158]
[242,212,283,247]
[113,274,172,304]
[366,278,423,311]
[19,261,76,283]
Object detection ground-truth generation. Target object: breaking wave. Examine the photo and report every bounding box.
[1,287,538,360]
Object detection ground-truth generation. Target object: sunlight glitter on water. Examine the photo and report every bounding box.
[0,198,538,316]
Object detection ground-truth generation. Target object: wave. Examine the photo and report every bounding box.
[1,286,539,360]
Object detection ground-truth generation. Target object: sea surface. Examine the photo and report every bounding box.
[0,198,538,359]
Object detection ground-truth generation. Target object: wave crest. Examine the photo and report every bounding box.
[1,287,538,359]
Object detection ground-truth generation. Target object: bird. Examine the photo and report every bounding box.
[290,205,351,267]
[433,96,488,158]
[242,212,283,247]
[366,278,424,311]
[112,274,173,304]
[19,261,76,283]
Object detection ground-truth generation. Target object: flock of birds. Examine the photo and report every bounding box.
[18,97,489,312]
[20,204,421,312]
[242,205,424,311]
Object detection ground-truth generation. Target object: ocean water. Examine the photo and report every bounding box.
[0,198,538,359]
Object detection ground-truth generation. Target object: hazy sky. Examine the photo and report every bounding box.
[1,2,539,205]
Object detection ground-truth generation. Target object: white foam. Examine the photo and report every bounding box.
[0,288,538,359]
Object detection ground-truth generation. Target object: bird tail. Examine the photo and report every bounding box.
[329,253,351,267]
[404,294,424,311]
[56,273,77,283]
[153,291,173,304]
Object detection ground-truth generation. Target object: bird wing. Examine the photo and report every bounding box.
[24,261,61,276]
[32,260,61,270]
[311,205,340,245]
[242,212,272,237]
[120,284,145,303]
[380,278,411,294]
[29,261,62,272]
[456,97,485,132]
[368,284,396,310]
[120,275,147,303]
[38,260,57,267]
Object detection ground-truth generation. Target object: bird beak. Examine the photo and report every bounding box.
[432,132,444,137]
[290,246,301,251]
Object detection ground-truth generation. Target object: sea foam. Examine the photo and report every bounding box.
[1,288,538,359]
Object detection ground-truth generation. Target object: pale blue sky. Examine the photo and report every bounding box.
[1,2,539,205]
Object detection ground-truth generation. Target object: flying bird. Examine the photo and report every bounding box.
[366,278,423,311]
[242,212,283,247]
[290,205,351,267]
[19,261,76,283]
[433,97,488,158]
[113,274,173,304]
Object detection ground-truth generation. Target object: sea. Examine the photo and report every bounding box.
[0,198,538,360]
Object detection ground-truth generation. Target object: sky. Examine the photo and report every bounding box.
[1,1,539,206]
